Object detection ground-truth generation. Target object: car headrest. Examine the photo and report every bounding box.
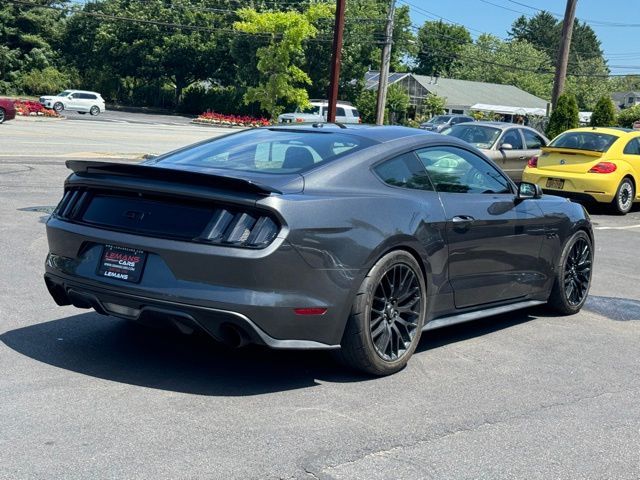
[282,146,315,170]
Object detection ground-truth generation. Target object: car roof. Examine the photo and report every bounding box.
[266,124,433,143]
[66,89,101,95]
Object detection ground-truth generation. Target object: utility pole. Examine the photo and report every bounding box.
[375,0,395,125]
[327,0,346,123]
[551,0,578,108]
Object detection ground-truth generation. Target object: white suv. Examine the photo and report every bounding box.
[39,90,106,116]
[278,100,360,124]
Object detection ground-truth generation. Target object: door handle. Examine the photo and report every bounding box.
[452,215,475,223]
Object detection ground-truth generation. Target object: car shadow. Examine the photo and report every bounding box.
[1,309,543,396]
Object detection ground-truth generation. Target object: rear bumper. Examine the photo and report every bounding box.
[44,217,356,348]
[44,272,340,350]
[523,168,617,203]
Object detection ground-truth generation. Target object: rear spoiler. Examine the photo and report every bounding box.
[65,160,282,195]
[540,147,603,157]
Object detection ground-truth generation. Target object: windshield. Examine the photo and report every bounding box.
[155,129,375,174]
[295,105,321,115]
[426,115,451,125]
[442,125,502,149]
[549,131,618,152]
[57,91,72,97]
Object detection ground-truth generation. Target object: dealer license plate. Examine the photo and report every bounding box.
[97,244,147,283]
[546,178,564,189]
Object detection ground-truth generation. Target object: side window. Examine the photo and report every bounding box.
[87,94,97,100]
[321,107,328,116]
[351,109,360,118]
[623,138,640,155]
[335,107,346,116]
[416,146,511,194]
[374,152,434,191]
[522,129,545,149]
[501,129,524,149]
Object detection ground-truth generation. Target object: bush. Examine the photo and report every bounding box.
[617,105,640,128]
[590,96,616,127]
[546,93,579,139]
[180,84,262,117]
[19,67,76,95]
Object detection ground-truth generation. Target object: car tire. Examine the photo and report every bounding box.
[547,230,593,315]
[0,107,5,124]
[611,177,634,215]
[337,250,426,376]
[90,106,100,116]
[53,102,64,113]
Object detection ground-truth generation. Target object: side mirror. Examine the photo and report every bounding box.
[517,182,542,200]
[500,143,513,150]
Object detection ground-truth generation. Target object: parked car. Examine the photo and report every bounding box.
[44,125,593,376]
[39,90,106,116]
[442,121,549,182]
[419,114,474,132]
[277,100,360,124]
[0,98,17,124]
[523,127,640,214]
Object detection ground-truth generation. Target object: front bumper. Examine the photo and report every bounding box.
[523,167,617,203]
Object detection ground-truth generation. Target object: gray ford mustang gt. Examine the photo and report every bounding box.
[44,125,593,375]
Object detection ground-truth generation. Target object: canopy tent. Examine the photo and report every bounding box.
[470,103,547,116]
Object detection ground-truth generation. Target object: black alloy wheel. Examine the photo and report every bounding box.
[370,264,422,361]
[563,236,592,306]
[338,250,426,376]
[0,108,5,124]
[548,230,593,314]
[90,106,100,116]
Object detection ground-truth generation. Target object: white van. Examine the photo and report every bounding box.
[39,90,106,116]
[278,100,360,124]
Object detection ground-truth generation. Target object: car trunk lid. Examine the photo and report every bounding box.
[536,147,604,173]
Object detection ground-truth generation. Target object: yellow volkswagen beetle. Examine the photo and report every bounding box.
[523,127,640,214]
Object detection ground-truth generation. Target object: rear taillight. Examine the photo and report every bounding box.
[198,208,279,248]
[527,156,538,168]
[588,162,617,174]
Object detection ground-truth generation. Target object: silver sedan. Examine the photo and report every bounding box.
[442,121,549,182]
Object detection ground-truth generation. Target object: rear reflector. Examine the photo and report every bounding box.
[294,308,328,316]
[588,162,617,174]
[527,156,538,168]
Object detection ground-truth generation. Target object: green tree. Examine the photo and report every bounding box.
[422,93,446,118]
[546,92,579,139]
[617,105,640,128]
[355,88,377,124]
[590,96,616,127]
[0,0,70,94]
[414,21,472,76]
[450,34,552,100]
[509,12,604,65]
[386,83,409,123]
[234,4,333,118]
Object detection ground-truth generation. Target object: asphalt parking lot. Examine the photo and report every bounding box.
[1,115,639,479]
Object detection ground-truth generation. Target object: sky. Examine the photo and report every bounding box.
[403,0,639,75]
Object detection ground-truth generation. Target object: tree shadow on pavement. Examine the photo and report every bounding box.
[1,308,544,396]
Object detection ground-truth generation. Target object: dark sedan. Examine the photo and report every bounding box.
[0,98,16,124]
[44,125,593,375]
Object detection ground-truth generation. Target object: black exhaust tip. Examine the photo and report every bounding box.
[218,324,250,348]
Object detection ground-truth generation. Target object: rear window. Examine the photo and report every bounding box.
[443,124,501,149]
[549,132,618,152]
[156,129,375,174]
